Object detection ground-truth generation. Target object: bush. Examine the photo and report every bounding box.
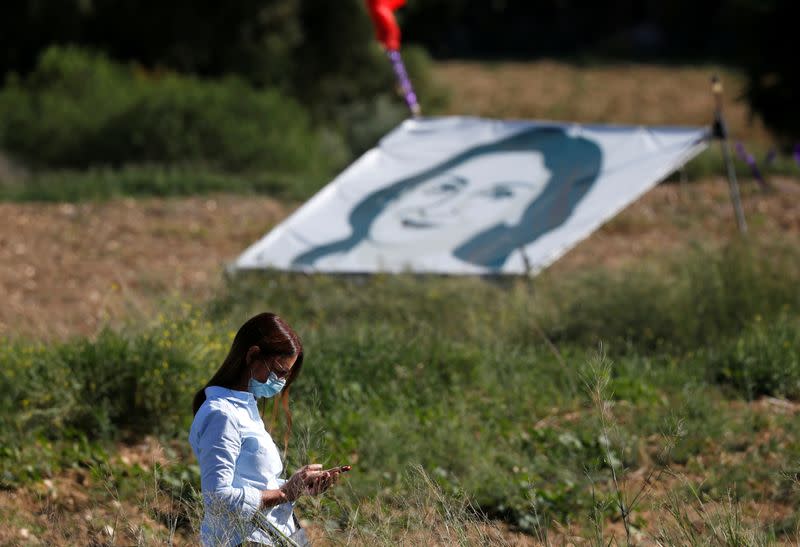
[0,47,136,168]
[2,243,799,529]
[0,165,328,202]
[708,314,800,399]
[729,0,800,142]
[0,46,344,174]
[330,45,450,157]
[537,242,800,352]
[307,44,450,158]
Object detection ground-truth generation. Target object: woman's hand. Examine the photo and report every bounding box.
[305,467,344,496]
[280,464,323,501]
[279,464,344,501]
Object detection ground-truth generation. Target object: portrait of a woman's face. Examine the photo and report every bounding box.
[290,126,604,271]
[368,152,550,250]
[235,119,708,274]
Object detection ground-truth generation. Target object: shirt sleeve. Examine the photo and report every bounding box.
[195,407,262,521]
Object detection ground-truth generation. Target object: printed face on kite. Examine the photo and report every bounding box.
[289,127,604,271]
[368,152,550,247]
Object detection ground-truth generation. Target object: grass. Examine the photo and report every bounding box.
[0,165,329,202]
[2,240,800,542]
[1,143,796,204]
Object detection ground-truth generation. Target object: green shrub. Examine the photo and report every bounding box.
[538,242,800,352]
[0,312,225,445]
[0,46,344,174]
[94,75,321,172]
[0,165,328,202]
[316,45,450,158]
[708,314,800,399]
[2,243,799,530]
[214,241,800,356]
[0,47,137,168]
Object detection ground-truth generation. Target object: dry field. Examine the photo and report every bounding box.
[0,196,288,339]
[2,176,797,340]
[436,61,771,144]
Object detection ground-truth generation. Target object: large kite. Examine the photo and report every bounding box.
[234,117,708,275]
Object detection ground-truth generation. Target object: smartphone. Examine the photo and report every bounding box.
[326,465,352,473]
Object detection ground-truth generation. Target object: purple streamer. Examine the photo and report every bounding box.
[794,144,800,168]
[387,49,421,117]
[735,141,767,189]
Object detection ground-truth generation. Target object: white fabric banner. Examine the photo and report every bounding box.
[234,117,708,275]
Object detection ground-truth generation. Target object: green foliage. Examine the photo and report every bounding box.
[0,44,445,201]
[728,0,800,141]
[0,318,215,443]
[0,47,136,168]
[538,242,800,352]
[0,46,343,174]
[401,1,737,59]
[0,164,328,202]
[0,0,442,142]
[329,45,450,158]
[2,243,799,532]
[708,314,800,399]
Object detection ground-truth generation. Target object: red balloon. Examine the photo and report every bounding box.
[366,0,406,51]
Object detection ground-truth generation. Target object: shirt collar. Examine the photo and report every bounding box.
[205,385,256,406]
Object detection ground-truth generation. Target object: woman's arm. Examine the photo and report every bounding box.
[195,408,262,520]
[260,488,289,508]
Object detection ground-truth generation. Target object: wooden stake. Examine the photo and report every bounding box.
[711,75,747,234]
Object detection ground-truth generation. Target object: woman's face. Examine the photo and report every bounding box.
[250,352,298,383]
[367,151,550,248]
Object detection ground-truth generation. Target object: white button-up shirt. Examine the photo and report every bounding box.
[189,386,297,546]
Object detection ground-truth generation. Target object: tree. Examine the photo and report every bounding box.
[730,0,799,142]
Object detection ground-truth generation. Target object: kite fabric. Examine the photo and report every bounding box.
[366,0,405,51]
[234,116,709,276]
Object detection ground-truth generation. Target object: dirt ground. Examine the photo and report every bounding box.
[436,61,772,145]
[0,195,288,339]
[1,177,797,340]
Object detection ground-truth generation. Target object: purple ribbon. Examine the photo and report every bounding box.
[794,144,800,168]
[387,49,420,117]
[735,141,767,189]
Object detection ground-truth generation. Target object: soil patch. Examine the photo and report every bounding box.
[1,195,289,339]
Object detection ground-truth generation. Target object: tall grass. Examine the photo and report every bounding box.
[2,241,799,535]
[213,240,800,355]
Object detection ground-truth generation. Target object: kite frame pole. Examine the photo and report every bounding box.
[711,75,747,234]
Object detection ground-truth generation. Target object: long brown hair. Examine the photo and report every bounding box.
[192,312,303,453]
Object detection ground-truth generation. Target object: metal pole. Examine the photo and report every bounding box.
[711,75,747,234]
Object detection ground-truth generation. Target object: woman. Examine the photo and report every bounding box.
[190,312,341,546]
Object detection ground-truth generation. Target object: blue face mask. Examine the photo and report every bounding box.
[249,372,286,399]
